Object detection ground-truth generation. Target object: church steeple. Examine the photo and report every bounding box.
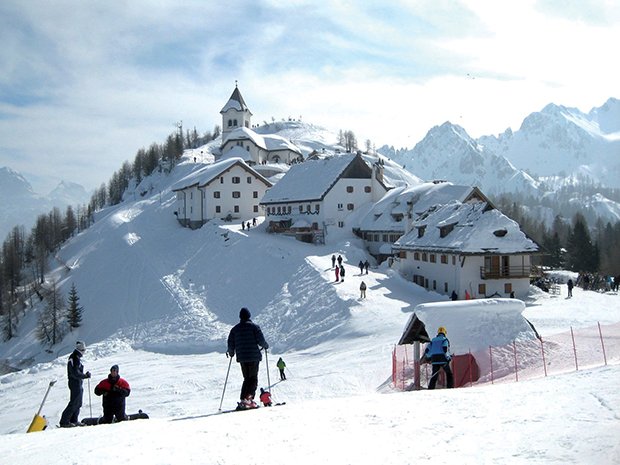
[220,81,252,138]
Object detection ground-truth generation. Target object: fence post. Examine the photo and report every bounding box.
[570,326,579,371]
[513,340,519,382]
[598,322,608,366]
[540,337,547,377]
[489,346,494,385]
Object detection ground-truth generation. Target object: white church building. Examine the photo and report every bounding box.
[219,85,303,165]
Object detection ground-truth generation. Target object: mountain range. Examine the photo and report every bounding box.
[379,97,620,224]
[0,167,91,240]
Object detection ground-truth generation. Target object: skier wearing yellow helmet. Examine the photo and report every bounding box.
[424,326,454,389]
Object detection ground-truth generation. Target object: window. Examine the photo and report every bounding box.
[253,191,258,198]
[232,191,241,198]
[418,226,426,238]
[253,205,259,212]
[338,221,344,228]
[288,206,292,214]
[364,186,371,193]
[233,119,238,127]
[220,177,224,184]
[414,252,420,260]
[440,224,455,238]
[306,204,311,212]
[430,254,436,263]
[346,186,354,193]
[478,284,486,295]
[232,177,240,184]
[299,205,303,213]
[422,253,428,262]
[315,204,320,212]
[228,119,232,127]
[382,234,388,242]
[247,177,252,184]
[441,255,448,264]
[213,191,220,199]
[504,283,513,294]
[234,205,239,213]
[215,206,221,213]
[190,192,193,200]
[373,234,379,242]
[266,207,271,215]
[337,203,343,211]
[347,203,354,211]
[277,206,282,214]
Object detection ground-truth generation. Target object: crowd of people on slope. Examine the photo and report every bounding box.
[575,272,619,292]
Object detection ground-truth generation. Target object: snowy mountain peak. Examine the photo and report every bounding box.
[0,166,36,198]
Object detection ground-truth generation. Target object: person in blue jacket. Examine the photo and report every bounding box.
[227,307,269,409]
[59,341,91,427]
[424,326,454,390]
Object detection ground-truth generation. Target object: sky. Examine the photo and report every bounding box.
[0,150,619,463]
[1,1,619,193]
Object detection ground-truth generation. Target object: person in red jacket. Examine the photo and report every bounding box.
[259,388,272,407]
[94,365,131,423]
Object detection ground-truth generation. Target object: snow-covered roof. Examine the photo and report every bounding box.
[260,153,359,204]
[171,157,271,191]
[220,86,252,114]
[221,127,301,154]
[356,181,482,232]
[219,145,253,163]
[394,200,539,254]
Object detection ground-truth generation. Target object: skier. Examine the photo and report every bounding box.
[259,388,272,407]
[277,357,287,380]
[424,326,454,390]
[567,278,574,298]
[227,307,269,410]
[59,341,91,427]
[360,281,367,299]
[94,365,131,424]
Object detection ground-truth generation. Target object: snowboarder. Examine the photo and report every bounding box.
[424,326,454,390]
[331,255,336,269]
[277,357,287,380]
[567,278,574,298]
[364,260,370,274]
[94,365,131,424]
[259,388,272,407]
[59,341,91,427]
[359,260,364,274]
[360,281,367,299]
[339,265,345,282]
[227,307,269,409]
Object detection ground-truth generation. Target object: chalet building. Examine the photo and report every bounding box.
[392,200,540,299]
[219,85,302,165]
[172,158,272,229]
[260,153,390,243]
[354,181,491,262]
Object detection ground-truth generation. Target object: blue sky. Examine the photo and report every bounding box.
[0,0,618,192]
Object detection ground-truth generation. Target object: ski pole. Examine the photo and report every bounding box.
[218,356,233,411]
[87,377,93,419]
[264,348,271,393]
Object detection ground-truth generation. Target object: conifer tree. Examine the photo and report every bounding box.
[66,282,83,329]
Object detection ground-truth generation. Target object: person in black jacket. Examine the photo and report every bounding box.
[94,365,131,424]
[59,341,91,427]
[227,307,269,409]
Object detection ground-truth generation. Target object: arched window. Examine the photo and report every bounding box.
[228,119,233,127]
[233,119,238,127]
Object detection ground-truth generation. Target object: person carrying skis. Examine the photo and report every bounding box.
[424,326,454,390]
[259,388,272,407]
[227,307,269,409]
[94,364,131,424]
[59,341,91,427]
[277,357,287,380]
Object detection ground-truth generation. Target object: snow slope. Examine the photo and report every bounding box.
[0,150,619,464]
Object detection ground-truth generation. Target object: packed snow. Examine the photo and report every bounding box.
[0,154,619,464]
